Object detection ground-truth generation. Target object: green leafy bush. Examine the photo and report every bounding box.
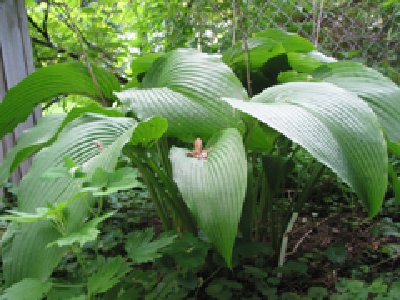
[0,29,399,298]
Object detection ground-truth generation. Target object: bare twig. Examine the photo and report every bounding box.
[286,214,334,257]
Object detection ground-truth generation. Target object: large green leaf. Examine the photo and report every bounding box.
[254,29,315,53]
[222,37,285,70]
[2,114,138,285]
[225,82,387,216]
[0,103,123,185]
[313,62,400,143]
[0,62,120,139]
[222,29,315,94]
[116,49,247,141]
[169,128,247,266]
[223,28,314,71]
[129,116,168,147]
[0,114,65,186]
[0,278,52,300]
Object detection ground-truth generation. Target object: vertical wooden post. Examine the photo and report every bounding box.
[0,0,41,195]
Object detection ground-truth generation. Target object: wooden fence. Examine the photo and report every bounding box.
[0,0,41,195]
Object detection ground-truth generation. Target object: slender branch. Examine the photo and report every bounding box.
[56,2,107,105]
[31,37,79,59]
[31,34,128,83]
[27,15,49,41]
[42,0,50,39]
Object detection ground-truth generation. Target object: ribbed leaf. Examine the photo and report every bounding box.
[314,62,400,143]
[0,278,52,300]
[0,103,123,185]
[170,128,247,266]
[0,62,120,139]
[116,49,247,141]
[225,82,387,216]
[254,29,315,52]
[0,114,65,186]
[222,37,285,70]
[2,114,137,285]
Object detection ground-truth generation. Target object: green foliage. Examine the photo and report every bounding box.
[47,211,115,248]
[129,116,168,147]
[314,62,400,144]
[87,256,130,297]
[326,243,347,264]
[307,287,328,300]
[126,53,165,88]
[170,128,247,266]
[0,278,52,300]
[0,63,120,140]
[117,49,247,141]
[0,23,398,299]
[226,82,387,216]
[206,278,243,299]
[82,167,141,196]
[330,278,400,300]
[2,114,136,284]
[162,233,210,272]
[0,114,65,186]
[0,103,123,186]
[125,228,177,264]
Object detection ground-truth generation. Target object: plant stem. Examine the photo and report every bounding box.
[277,212,298,277]
[72,244,88,277]
[294,162,324,212]
[132,155,171,230]
[143,155,196,232]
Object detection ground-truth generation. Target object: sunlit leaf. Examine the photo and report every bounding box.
[314,62,400,143]
[2,114,136,285]
[170,128,247,266]
[0,62,120,139]
[225,82,387,216]
[129,116,168,147]
[254,29,315,52]
[116,49,247,141]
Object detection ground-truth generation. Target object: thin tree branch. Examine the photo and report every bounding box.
[27,15,49,41]
[42,0,50,40]
[31,37,79,59]
[56,2,107,105]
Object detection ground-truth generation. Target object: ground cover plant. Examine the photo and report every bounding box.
[0,25,400,299]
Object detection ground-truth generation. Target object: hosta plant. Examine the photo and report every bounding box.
[0,29,398,298]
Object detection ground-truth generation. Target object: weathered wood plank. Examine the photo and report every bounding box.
[0,0,41,195]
